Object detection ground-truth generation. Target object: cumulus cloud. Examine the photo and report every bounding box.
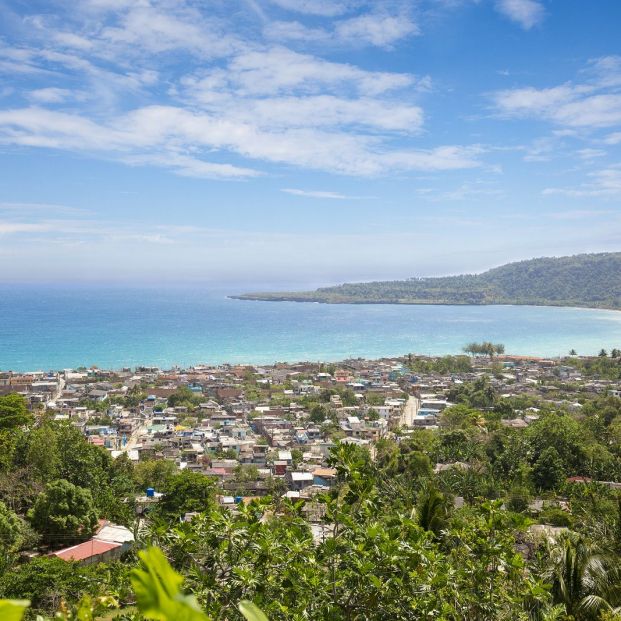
[268,0,353,17]
[491,57,621,128]
[0,105,482,177]
[0,0,484,180]
[543,166,621,198]
[281,188,369,199]
[495,0,545,29]
[265,12,419,48]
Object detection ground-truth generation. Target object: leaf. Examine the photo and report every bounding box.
[130,547,211,621]
[238,600,270,621]
[0,600,30,621]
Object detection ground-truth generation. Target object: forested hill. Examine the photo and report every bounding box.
[234,252,621,309]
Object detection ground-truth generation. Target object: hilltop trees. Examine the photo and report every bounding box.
[0,394,33,429]
[158,470,217,518]
[29,479,98,545]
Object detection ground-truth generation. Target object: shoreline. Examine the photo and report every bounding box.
[230,296,621,314]
[0,349,581,375]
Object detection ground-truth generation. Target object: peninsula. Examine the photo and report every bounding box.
[234,251,621,310]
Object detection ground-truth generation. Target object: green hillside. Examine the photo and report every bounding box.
[234,252,621,309]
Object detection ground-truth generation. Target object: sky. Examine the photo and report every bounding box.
[0,0,620,287]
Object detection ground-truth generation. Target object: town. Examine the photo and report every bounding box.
[3,349,620,522]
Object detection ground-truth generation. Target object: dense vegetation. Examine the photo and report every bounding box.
[235,252,621,309]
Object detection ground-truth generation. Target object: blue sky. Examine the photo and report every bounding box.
[1,0,620,286]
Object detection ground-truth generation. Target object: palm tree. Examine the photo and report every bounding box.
[544,534,621,619]
[412,484,448,538]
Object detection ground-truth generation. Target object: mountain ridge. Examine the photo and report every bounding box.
[232,252,621,310]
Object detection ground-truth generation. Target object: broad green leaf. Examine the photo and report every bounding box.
[130,547,210,621]
[238,600,270,621]
[0,600,30,621]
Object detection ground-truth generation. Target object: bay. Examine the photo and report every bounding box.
[1,284,621,371]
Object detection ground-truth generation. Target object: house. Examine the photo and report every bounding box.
[289,471,314,491]
[312,467,336,487]
[52,539,122,565]
[52,522,134,566]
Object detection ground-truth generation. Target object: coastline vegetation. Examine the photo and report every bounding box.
[234,252,621,310]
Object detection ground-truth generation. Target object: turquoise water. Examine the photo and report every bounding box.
[1,285,621,371]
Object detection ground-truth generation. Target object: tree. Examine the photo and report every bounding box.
[134,459,177,493]
[159,470,216,518]
[506,485,531,513]
[600,349,609,357]
[413,485,448,538]
[0,556,109,618]
[0,394,33,429]
[23,424,60,482]
[569,349,578,356]
[290,448,304,468]
[29,479,98,545]
[544,534,621,619]
[532,447,566,491]
[309,404,329,423]
[0,501,24,552]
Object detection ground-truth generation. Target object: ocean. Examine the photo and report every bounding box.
[1,284,621,371]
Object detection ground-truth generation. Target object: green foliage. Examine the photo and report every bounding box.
[131,547,210,621]
[413,484,448,537]
[544,534,621,619]
[407,354,473,374]
[565,356,621,380]
[134,459,178,492]
[167,387,203,410]
[238,252,621,309]
[447,377,498,409]
[506,485,531,514]
[29,479,98,545]
[532,447,566,491]
[0,394,33,429]
[0,501,25,553]
[239,601,269,621]
[0,557,113,617]
[0,599,29,621]
[463,342,505,357]
[158,471,216,518]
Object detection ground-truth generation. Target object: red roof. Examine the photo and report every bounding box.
[205,467,227,476]
[53,539,120,562]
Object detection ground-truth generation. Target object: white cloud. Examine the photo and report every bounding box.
[0,202,89,214]
[0,221,57,235]
[603,132,621,145]
[495,0,545,30]
[0,105,482,177]
[188,47,416,97]
[28,87,76,103]
[265,11,419,48]
[0,1,484,181]
[576,148,606,160]
[335,13,419,47]
[491,58,621,128]
[268,0,352,17]
[264,20,329,43]
[543,166,621,198]
[281,188,368,199]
